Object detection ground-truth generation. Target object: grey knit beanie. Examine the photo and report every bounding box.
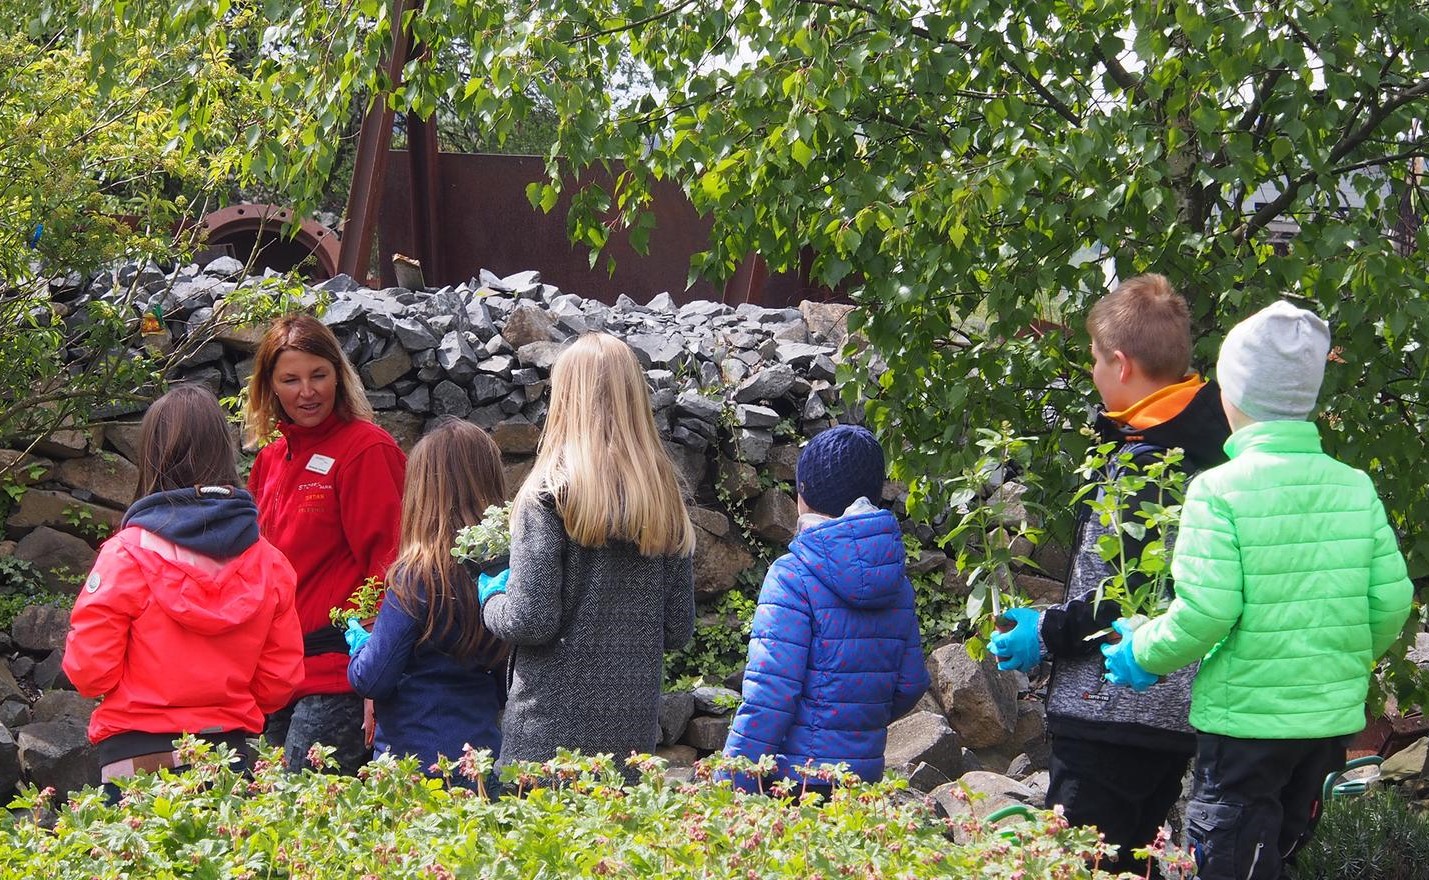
[796,425,885,517]
[1216,300,1331,421]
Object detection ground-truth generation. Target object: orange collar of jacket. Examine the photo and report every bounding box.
[1105,375,1205,430]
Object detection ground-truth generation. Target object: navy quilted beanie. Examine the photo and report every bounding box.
[796,425,885,516]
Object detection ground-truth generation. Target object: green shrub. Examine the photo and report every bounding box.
[1290,788,1429,880]
[0,558,73,630]
[665,587,757,688]
[0,741,1146,879]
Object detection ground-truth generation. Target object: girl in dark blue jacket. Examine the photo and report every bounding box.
[724,425,929,794]
[348,419,509,787]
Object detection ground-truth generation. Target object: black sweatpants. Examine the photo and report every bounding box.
[1185,732,1350,880]
[1047,735,1191,878]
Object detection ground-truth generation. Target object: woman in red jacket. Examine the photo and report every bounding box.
[64,385,303,800]
[244,314,406,774]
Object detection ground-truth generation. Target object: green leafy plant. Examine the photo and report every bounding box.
[1289,788,1429,880]
[450,501,514,565]
[666,589,757,688]
[933,427,1044,658]
[710,691,744,712]
[59,504,111,542]
[1072,442,1187,626]
[327,576,385,628]
[908,551,966,647]
[0,738,1151,879]
[1,464,44,505]
[0,558,74,630]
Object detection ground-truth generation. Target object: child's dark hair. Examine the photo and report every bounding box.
[388,418,509,665]
[136,385,240,497]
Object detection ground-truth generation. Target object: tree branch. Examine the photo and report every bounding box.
[998,52,1081,125]
[1095,46,1142,99]
[1233,77,1429,243]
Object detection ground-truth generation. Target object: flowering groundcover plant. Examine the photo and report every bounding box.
[0,739,1187,879]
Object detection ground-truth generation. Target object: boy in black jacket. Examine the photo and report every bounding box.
[989,274,1231,877]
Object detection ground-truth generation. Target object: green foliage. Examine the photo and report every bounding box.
[1,740,1136,879]
[1074,443,1188,623]
[666,588,756,687]
[0,558,74,630]
[0,557,47,597]
[326,576,386,629]
[59,505,112,542]
[905,536,966,647]
[1290,789,1429,880]
[0,7,340,464]
[934,427,1044,657]
[451,502,515,565]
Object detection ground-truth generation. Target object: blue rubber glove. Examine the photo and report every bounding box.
[1100,620,1159,691]
[478,569,510,606]
[344,618,371,656]
[987,607,1043,672]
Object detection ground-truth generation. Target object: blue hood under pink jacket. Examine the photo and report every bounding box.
[724,501,929,788]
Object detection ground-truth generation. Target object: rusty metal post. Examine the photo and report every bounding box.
[337,0,419,283]
[404,109,442,284]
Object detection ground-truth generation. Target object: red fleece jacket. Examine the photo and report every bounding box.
[64,527,303,744]
[249,415,406,701]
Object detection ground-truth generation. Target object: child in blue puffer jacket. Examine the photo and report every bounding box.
[723,425,929,796]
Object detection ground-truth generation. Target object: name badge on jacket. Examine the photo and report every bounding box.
[306,454,336,475]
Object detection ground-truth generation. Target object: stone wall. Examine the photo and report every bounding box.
[4,259,878,596]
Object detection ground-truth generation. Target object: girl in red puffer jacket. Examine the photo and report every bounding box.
[63,385,303,801]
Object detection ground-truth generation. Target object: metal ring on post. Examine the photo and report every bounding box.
[198,204,341,281]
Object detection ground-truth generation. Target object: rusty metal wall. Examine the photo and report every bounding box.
[377,152,722,304]
[376,151,845,308]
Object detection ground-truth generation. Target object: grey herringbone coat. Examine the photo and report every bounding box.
[482,495,694,780]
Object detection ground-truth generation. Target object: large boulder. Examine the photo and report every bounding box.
[30,428,96,460]
[32,649,68,691]
[691,526,754,598]
[502,303,558,349]
[799,301,855,348]
[360,343,414,389]
[374,410,424,452]
[17,721,98,797]
[491,419,541,456]
[13,527,97,592]
[680,715,731,752]
[929,771,1038,824]
[30,692,96,725]
[716,459,762,503]
[5,491,121,541]
[884,710,963,785]
[750,489,797,544]
[925,645,1018,749]
[11,605,70,652]
[54,452,139,510]
[100,420,144,465]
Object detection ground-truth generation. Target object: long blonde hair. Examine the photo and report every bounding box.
[242,313,374,446]
[517,333,695,557]
[388,419,509,665]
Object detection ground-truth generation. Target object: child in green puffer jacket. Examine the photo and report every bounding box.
[1102,300,1414,880]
